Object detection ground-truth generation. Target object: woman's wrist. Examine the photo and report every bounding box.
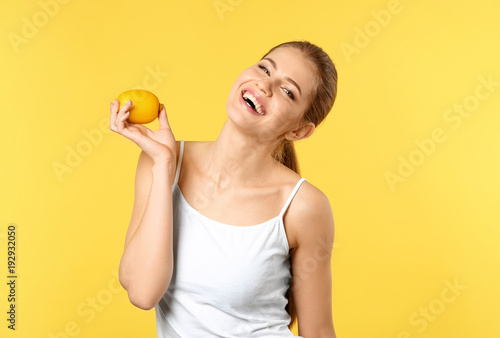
[152,159,176,182]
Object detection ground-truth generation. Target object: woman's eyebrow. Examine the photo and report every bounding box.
[262,57,302,97]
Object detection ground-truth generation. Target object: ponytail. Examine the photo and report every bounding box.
[272,138,300,175]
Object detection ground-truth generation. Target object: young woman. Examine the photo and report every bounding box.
[110,40,338,337]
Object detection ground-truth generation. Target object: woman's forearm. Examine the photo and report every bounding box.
[119,162,175,310]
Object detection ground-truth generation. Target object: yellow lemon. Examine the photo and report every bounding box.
[117,89,160,124]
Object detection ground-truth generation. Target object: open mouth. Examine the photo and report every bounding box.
[242,91,265,115]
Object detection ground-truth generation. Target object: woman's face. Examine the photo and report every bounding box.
[226,46,318,143]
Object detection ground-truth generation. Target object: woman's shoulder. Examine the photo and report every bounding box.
[279,170,334,250]
[288,174,332,217]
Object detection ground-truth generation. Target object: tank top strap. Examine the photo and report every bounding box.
[174,140,184,185]
[278,177,307,218]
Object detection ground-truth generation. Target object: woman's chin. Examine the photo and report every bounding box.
[225,107,260,131]
[226,108,247,127]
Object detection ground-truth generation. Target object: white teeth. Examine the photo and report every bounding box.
[243,92,265,115]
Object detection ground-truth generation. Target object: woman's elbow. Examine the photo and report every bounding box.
[126,290,159,310]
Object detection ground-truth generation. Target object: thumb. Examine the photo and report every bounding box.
[158,103,171,130]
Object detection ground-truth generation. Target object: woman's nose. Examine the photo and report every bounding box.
[257,80,271,96]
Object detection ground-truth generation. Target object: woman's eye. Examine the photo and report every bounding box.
[258,64,294,100]
[259,65,269,75]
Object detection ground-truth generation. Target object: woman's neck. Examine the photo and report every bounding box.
[203,119,282,187]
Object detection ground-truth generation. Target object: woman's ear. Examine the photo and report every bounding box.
[285,122,315,141]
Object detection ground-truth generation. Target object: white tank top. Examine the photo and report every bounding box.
[155,140,306,337]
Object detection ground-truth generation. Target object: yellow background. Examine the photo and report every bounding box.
[1,0,499,337]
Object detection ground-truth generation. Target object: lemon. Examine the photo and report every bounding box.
[117,89,160,124]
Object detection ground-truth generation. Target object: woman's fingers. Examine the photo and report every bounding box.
[110,100,132,132]
[158,103,171,130]
[117,100,132,127]
[110,99,125,130]
[108,100,172,161]
[116,110,130,131]
[118,99,132,115]
[110,100,119,127]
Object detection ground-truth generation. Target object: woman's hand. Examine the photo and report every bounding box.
[109,99,177,166]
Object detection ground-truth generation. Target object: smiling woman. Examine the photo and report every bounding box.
[110,40,338,337]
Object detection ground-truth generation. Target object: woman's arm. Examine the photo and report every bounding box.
[289,184,336,337]
[109,100,180,311]
[118,149,178,310]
